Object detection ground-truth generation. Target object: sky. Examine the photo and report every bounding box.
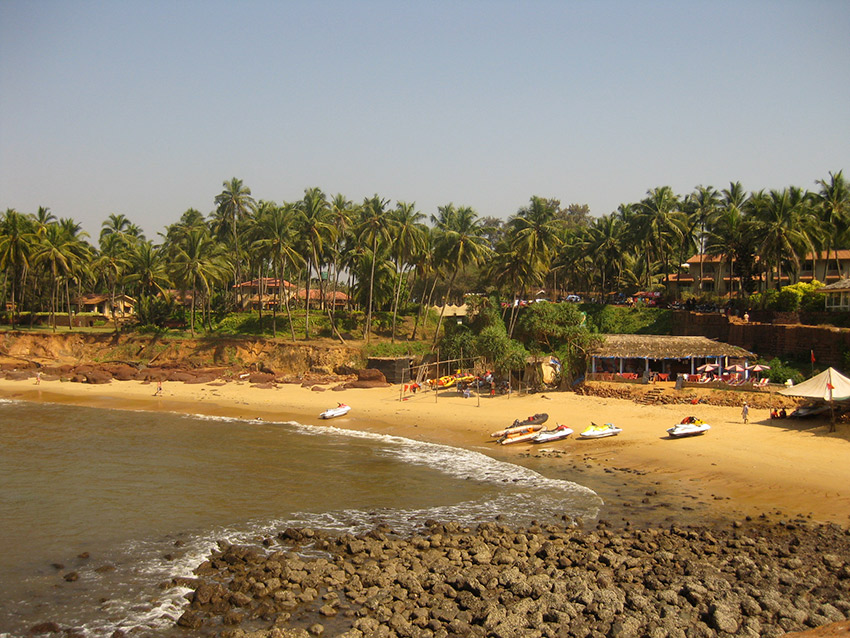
[1,0,849,241]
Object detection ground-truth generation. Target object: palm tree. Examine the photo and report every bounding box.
[100,213,145,246]
[31,224,85,331]
[161,208,209,249]
[252,202,305,339]
[409,228,437,341]
[0,209,37,327]
[214,178,257,308]
[94,233,131,333]
[357,195,393,343]
[584,214,625,299]
[328,194,357,319]
[685,185,720,292]
[636,186,687,294]
[814,171,849,280]
[172,228,230,335]
[507,196,565,297]
[125,241,171,300]
[703,182,751,297]
[296,187,337,341]
[487,238,534,336]
[430,204,492,350]
[33,206,57,237]
[388,201,426,342]
[749,187,812,289]
[57,219,92,329]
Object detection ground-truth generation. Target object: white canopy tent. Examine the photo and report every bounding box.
[779,367,850,432]
[779,367,850,402]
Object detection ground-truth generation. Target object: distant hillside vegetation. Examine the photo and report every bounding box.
[580,305,672,335]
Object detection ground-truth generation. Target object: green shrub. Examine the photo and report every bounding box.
[765,357,806,385]
[365,341,430,358]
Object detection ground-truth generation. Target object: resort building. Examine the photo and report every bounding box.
[75,293,136,317]
[820,279,850,311]
[231,279,350,311]
[233,278,296,311]
[669,250,850,297]
[293,288,350,309]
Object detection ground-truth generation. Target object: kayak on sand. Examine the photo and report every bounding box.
[319,403,351,419]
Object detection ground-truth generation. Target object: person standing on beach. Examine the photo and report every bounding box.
[35,371,41,385]
[154,380,163,396]
[741,402,749,424]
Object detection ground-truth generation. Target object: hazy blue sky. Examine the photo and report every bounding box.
[2,1,848,240]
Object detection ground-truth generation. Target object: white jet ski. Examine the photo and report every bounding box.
[578,422,622,439]
[667,417,711,438]
[533,424,574,443]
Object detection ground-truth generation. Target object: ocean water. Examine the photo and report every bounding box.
[0,399,602,637]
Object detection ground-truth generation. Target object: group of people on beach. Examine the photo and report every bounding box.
[769,407,788,419]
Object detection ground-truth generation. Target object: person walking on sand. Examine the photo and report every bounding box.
[742,402,749,424]
[154,380,163,396]
[35,371,41,385]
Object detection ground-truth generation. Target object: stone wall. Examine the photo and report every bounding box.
[672,311,850,367]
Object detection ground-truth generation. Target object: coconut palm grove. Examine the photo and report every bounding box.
[1,172,847,353]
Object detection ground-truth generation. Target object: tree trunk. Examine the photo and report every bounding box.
[304,261,312,340]
[412,275,438,342]
[431,271,458,351]
[364,236,378,343]
[65,279,73,331]
[111,279,119,334]
[390,259,404,343]
[189,285,196,337]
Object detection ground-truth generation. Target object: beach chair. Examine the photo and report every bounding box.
[756,377,769,388]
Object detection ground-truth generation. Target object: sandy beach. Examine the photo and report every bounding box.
[3,375,849,527]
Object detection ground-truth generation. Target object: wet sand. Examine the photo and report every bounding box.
[2,376,849,528]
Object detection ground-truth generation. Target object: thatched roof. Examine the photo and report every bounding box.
[592,334,752,360]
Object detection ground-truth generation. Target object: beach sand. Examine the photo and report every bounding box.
[3,376,849,528]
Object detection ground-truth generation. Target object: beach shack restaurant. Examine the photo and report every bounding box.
[588,334,753,382]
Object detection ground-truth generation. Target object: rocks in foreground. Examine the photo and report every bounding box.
[176,518,850,638]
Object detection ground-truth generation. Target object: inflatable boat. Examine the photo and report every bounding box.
[578,422,622,439]
[490,413,548,439]
[532,424,574,443]
[319,403,351,419]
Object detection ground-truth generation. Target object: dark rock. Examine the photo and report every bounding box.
[84,370,112,384]
[176,611,204,629]
[29,622,61,634]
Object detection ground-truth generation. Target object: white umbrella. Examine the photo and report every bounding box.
[697,363,718,372]
[749,364,771,372]
[727,364,747,373]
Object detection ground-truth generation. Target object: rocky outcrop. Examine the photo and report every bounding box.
[174,517,850,638]
[343,368,391,389]
[0,332,365,378]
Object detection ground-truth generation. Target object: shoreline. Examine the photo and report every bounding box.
[2,376,849,529]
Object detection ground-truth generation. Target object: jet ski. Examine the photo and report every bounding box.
[667,416,710,438]
[578,422,622,439]
[532,424,574,443]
